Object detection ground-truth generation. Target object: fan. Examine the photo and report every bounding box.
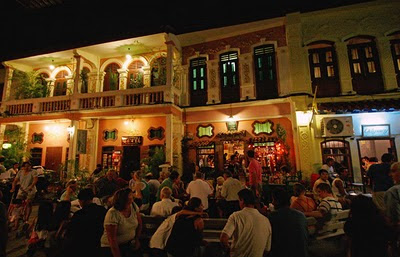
[326,119,344,134]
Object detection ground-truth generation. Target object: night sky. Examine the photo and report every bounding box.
[1,0,373,62]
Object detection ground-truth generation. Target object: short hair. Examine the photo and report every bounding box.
[223,171,232,177]
[184,197,202,211]
[272,187,290,208]
[195,172,203,179]
[237,188,256,205]
[326,157,334,163]
[230,155,236,161]
[316,183,332,193]
[293,183,306,197]
[381,153,394,163]
[361,156,369,161]
[217,176,225,184]
[96,164,102,168]
[337,167,348,175]
[0,157,5,163]
[369,157,378,162]
[113,188,132,211]
[171,205,182,214]
[78,188,94,201]
[22,161,31,167]
[391,162,400,173]
[161,187,172,199]
[145,173,153,179]
[169,171,180,181]
[318,169,329,176]
[133,170,142,179]
[247,150,255,158]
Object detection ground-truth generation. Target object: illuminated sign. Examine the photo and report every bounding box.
[121,136,143,146]
[362,124,390,137]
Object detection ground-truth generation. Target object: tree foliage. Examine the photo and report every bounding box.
[12,70,51,99]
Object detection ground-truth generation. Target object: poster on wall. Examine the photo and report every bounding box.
[77,130,87,154]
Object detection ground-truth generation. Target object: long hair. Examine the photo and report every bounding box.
[112,188,132,211]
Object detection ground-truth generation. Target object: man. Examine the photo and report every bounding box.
[95,169,119,198]
[220,188,272,257]
[321,157,337,181]
[247,150,262,198]
[10,161,37,223]
[305,183,342,224]
[220,171,243,217]
[332,167,351,207]
[145,172,160,204]
[151,187,179,217]
[312,169,331,202]
[61,188,107,257]
[368,153,394,211]
[186,172,213,211]
[60,179,78,201]
[269,188,308,257]
[384,162,400,225]
[0,162,18,180]
[156,171,180,201]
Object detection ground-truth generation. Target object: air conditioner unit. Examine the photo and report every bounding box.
[321,116,354,137]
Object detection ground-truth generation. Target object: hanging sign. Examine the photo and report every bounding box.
[121,136,143,146]
[362,124,390,137]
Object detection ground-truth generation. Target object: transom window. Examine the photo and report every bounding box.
[391,39,400,87]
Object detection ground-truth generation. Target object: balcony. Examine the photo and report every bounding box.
[1,86,171,116]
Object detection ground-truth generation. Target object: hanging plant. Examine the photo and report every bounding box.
[12,70,51,99]
[80,69,89,93]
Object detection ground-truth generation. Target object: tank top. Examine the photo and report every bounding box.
[332,178,344,197]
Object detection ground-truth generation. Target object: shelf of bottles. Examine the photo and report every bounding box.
[197,144,215,169]
[248,139,286,176]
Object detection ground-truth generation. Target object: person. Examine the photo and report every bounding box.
[215,176,224,200]
[305,183,342,225]
[312,169,331,203]
[0,191,7,257]
[61,188,107,257]
[100,188,142,257]
[60,180,78,201]
[165,197,205,257]
[186,172,213,211]
[92,164,103,177]
[345,194,394,257]
[220,171,243,217]
[321,157,337,181]
[290,183,316,213]
[172,178,188,202]
[368,153,394,211]
[156,171,180,201]
[332,167,351,208]
[247,150,263,198]
[96,170,120,198]
[0,157,6,175]
[144,172,160,205]
[220,189,272,257]
[269,188,308,257]
[0,162,18,180]
[151,187,179,217]
[46,200,71,256]
[158,171,170,184]
[10,161,38,224]
[384,162,400,225]
[129,170,150,211]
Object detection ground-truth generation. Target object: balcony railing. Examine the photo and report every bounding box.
[1,86,171,116]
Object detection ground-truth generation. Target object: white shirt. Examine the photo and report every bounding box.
[186,179,213,210]
[149,213,177,249]
[0,168,17,180]
[332,177,344,197]
[222,207,272,257]
[150,198,179,217]
[221,177,243,201]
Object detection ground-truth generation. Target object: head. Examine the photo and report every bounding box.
[85,184,97,196]
[381,153,394,164]
[113,188,134,211]
[169,170,180,184]
[96,164,102,169]
[326,157,334,167]
[184,197,203,212]
[133,170,142,181]
[230,155,237,162]
[12,162,19,170]
[350,194,383,222]
[237,188,256,209]
[369,157,378,163]
[106,170,116,180]
[361,156,369,164]
[22,161,31,171]
[293,182,306,197]
[217,176,225,186]
[280,165,290,174]
[390,162,400,184]
[318,169,329,181]
[66,180,78,192]
[316,183,333,199]
[102,195,113,209]
[78,188,94,207]
[272,187,290,209]
[223,171,232,180]
[160,187,172,199]
[337,167,349,179]
[0,156,4,163]
[247,150,255,159]
[194,172,203,180]
[171,205,183,215]
[144,173,153,181]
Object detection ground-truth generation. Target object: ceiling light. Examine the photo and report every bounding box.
[125,54,132,60]
[49,65,55,70]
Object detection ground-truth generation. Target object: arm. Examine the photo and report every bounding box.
[220,232,230,249]
[194,217,204,232]
[304,210,324,218]
[335,180,347,196]
[11,176,20,192]
[28,176,38,191]
[105,224,121,257]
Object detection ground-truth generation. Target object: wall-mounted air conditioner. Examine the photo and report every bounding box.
[321,116,354,137]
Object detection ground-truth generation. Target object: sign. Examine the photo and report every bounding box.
[362,124,390,137]
[77,130,87,154]
[216,130,247,140]
[226,120,238,132]
[122,136,143,146]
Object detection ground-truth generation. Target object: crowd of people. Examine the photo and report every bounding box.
[0,150,399,257]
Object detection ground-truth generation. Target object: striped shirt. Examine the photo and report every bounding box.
[318,196,342,222]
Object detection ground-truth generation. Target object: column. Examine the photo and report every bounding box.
[65,75,74,95]
[118,68,128,90]
[239,53,255,100]
[48,79,56,97]
[88,72,98,93]
[165,114,173,165]
[98,72,106,92]
[2,66,14,101]
[67,120,79,178]
[181,64,189,106]
[377,38,398,91]
[166,41,174,87]
[173,115,184,173]
[73,54,82,94]
[297,126,313,178]
[277,46,292,96]
[21,122,30,162]
[336,42,355,95]
[142,66,151,87]
[206,59,220,104]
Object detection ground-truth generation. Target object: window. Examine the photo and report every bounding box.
[321,140,353,177]
[254,45,278,99]
[127,60,144,89]
[103,63,120,91]
[391,40,400,87]
[54,70,68,96]
[347,37,384,94]
[308,42,340,97]
[80,67,90,93]
[190,57,207,106]
[30,147,43,166]
[220,51,240,103]
[151,57,167,86]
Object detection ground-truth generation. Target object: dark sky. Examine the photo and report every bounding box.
[1,0,373,62]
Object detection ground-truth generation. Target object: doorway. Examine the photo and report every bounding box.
[358,138,397,162]
[120,146,140,181]
[45,147,63,171]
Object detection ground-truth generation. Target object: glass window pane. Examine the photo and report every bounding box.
[258,58,262,68]
[200,80,204,89]
[313,53,320,64]
[200,68,204,77]
[327,65,335,77]
[395,43,400,55]
[353,63,361,74]
[397,59,400,70]
[314,67,321,78]
[326,51,333,62]
[193,81,197,90]
[351,49,359,60]
[224,76,227,86]
[193,69,197,79]
[269,70,273,80]
[365,46,373,58]
[223,63,227,73]
[259,71,263,81]
[367,61,376,73]
[268,56,272,66]
[232,62,236,72]
[232,76,236,85]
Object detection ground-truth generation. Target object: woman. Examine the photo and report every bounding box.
[165,197,204,257]
[101,188,142,257]
[290,183,316,213]
[344,194,394,257]
[129,171,150,212]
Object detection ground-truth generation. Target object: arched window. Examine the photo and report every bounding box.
[127,60,144,89]
[389,31,400,87]
[254,44,278,99]
[151,57,167,86]
[37,72,50,97]
[80,67,90,93]
[103,63,120,91]
[220,51,240,103]
[307,41,340,97]
[54,70,68,96]
[346,36,384,94]
[190,57,207,106]
[321,140,352,177]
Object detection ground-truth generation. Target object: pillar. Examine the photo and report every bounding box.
[65,75,74,95]
[73,54,82,94]
[206,59,220,104]
[2,67,14,101]
[118,68,128,90]
[166,41,174,87]
[377,37,398,91]
[142,66,151,87]
[165,114,173,165]
[239,53,255,100]
[336,42,356,95]
[67,120,79,178]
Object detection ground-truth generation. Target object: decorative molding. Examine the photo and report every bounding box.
[196,124,214,138]
[148,127,165,140]
[103,129,118,141]
[252,120,274,135]
[31,132,44,144]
